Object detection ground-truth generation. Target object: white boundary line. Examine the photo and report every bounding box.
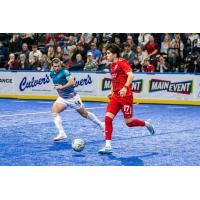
[0,106,106,118]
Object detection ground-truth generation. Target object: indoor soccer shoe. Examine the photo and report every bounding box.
[145,120,155,135]
[53,133,67,141]
[98,146,112,154]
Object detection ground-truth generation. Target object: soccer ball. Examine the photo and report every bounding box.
[72,138,85,152]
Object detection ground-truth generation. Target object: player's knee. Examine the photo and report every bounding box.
[80,111,88,118]
[105,116,113,125]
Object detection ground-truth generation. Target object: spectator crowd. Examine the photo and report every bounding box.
[0,33,200,73]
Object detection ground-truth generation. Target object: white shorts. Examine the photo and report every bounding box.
[55,94,84,110]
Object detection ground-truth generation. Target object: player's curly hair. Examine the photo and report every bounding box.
[106,44,121,58]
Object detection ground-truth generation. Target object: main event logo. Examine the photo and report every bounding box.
[102,78,143,93]
[149,79,193,95]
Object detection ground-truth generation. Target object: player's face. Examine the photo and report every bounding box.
[53,63,62,73]
[106,50,115,62]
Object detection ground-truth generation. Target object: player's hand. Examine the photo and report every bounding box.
[119,87,127,97]
[54,85,64,90]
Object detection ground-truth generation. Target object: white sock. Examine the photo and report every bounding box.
[87,112,102,127]
[145,121,149,126]
[52,113,65,135]
[106,140,111,147]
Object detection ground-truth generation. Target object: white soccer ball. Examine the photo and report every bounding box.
[72,138,85,152]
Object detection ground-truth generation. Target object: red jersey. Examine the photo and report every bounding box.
[110,58,133,96]
[145,42,157,55]
[142,64,155,72]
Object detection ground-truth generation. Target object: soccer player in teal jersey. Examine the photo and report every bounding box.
[50,58,104,141]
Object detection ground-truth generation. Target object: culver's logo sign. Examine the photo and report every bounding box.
[74,74,92,87]
[19,74,50,91]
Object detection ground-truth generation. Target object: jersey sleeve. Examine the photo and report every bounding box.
[119,59,132,73]
[50,71,54,78]
[64,70,72,81]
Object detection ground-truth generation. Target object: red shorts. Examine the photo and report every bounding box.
[106,94,133,119]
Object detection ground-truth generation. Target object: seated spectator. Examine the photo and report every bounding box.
[145,35,158,58]
[47,46,55,64]
[121,42,135,64]
[99,36,109,51]
[0,42,8,65]
[81,33,93,44]
[44,33,57,46]
[41,54,50,71]
[76,43,87,61]
[70,54,85,71]
[156,55,170,72]
[161,34,171,55]
[188,33,199,45]
[62,52,73,69]
[66,35,75,51]
[5,53,18,70]
[21,43,30,60]
[138,33,151,48]
[29,44,42,63]
[84,52,98,71]
[54,46,64,60]
[77,36,90,53]
[9,34,22,53]
[114,35,123,50]
[20,33,34,46]
[142,58,155,72]
[135,45,148,64]
[29,53,42,70]
[17,54,30,70]
[99,46,110,67]
[69,45,77,62]
[131,58,142,72]
[87,43,101,62]
[170,33,184,58]
[126,35,137,52]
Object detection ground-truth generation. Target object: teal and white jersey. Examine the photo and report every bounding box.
[50,68,76,98]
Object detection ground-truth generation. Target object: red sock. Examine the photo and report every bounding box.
[126,119,145,127]
[105,116,113,140]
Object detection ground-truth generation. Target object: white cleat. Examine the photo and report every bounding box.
[145,120,155,135]
[53,133,67,141]
[98,145,112,154]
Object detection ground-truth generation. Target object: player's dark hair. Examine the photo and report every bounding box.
[107,44,121,58]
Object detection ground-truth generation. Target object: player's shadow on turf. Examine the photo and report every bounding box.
[49,141,71,151]
[107,152,158,166]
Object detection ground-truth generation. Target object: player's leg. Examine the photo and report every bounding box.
[51,97,67,141]
[69,94,104,131]
[99,96,120,154]
[122,97,155,135]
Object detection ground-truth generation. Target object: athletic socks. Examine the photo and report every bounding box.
[126,119,145,127]
[105,116,113,140]
[87,112,102,127]
[52,112,65,135]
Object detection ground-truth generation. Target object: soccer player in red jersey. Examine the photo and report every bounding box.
[99,44,155,154]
